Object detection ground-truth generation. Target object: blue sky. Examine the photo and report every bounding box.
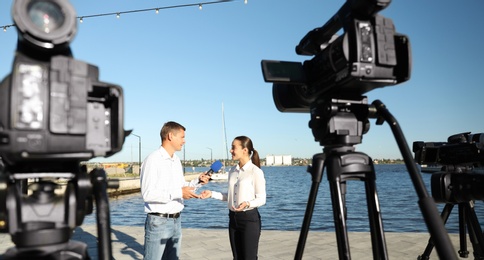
[1,0,483,163]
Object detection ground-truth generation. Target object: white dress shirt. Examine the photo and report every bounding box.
[140,146,198,214]
[211,160,266,211]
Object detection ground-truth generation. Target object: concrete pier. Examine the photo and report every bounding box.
[0,225,468,259]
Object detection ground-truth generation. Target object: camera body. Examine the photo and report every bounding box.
[261,0,411,113]
[413,132,484,166]
[0,53,124,173]
[413,132,484,204]
[0,0,125,173]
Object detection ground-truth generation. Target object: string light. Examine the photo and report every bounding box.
[1,0,244,31]
[2,25,13,32]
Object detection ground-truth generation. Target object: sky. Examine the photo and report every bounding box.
[0,0,483,163]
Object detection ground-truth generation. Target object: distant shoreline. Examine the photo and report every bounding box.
[107,173,199,197]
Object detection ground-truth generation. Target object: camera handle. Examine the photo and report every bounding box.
[418,201,484,259]
[373,100,457,259]
[294,98,457,259]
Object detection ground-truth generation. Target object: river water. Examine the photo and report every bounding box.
[83,164,484,233]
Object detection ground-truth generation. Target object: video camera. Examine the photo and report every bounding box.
[261,0,411,113]
[0,0,125,173]
[0,0,126,258]
[413,132,484,204]
[413,132,484,167]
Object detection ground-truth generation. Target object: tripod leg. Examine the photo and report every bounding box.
[458,204,469,258]
[418,204,454,260]
[90,168,114,260]
[328,177,351,260]
[364,169,388,259]
[463,201,484,259]
[295,153,326,260]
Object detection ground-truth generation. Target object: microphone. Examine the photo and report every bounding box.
[196,160,224,186]
[206,160,223,176]
[198,160,223,184]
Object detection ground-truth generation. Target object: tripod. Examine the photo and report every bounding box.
[419,194,484,259]
[0,163,119,260]
[417,201,484,260]
[294,98,457,260]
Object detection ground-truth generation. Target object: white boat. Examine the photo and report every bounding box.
[210,171,228,181]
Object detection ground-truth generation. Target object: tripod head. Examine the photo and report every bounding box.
[308,96,375,149]
[0,169,88,258]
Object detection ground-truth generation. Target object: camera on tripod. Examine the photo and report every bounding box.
[0,0,126,258]
[261,0,411,113]
[258,1,465,259]
[413,132,484,204]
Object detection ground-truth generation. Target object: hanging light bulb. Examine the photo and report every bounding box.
[0,1,239,30]
[244,0,248,4]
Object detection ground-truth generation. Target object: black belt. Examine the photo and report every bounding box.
[149,212,181,218]
[230,208,257,214]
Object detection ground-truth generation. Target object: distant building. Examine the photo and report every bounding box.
[265,155,292,166]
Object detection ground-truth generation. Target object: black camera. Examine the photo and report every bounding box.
[413,132,484,204]
[261,0,411,113]
[0,0,125,173]
[413,132,484,167]
[0,1,126,258]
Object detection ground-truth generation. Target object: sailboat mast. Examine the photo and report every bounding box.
[222,103,229,167]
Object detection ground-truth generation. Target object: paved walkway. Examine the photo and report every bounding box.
[0,225,469,259]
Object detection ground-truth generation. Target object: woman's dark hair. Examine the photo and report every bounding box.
[234,136,261,168]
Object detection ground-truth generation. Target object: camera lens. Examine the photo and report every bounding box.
[28,1,65,34]
[13,0,77,51]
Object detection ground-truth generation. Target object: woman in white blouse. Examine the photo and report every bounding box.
[201,136,266,260]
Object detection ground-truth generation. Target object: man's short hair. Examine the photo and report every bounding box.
[160,121,186,141]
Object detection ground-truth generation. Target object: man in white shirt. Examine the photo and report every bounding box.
[141,121,209,260]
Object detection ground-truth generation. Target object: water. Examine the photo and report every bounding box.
[84,165,484,233]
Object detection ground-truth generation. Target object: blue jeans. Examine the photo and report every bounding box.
[143,214,182,260]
